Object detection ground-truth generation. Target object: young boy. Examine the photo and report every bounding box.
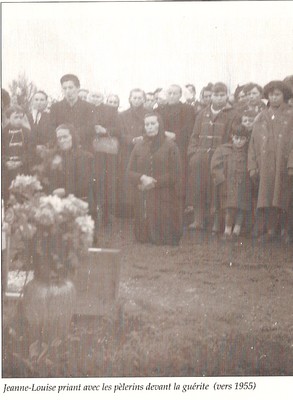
[2,106,30,202]
[211,123,252,239]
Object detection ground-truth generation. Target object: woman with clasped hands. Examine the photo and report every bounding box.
[127,112,183,246]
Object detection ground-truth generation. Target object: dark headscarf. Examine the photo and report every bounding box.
[142,112,166,153]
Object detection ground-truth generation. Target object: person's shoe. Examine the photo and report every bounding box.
[188,221,204,231]
[221,233,232,241]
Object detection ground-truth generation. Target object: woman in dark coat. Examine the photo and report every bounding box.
[36,124,97,217]
[248,81,293,241]
[127,112,183,246]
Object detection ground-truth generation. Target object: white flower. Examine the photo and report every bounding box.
[9,175,43,192]
[62,195,89,217]
[75,215,94,235]
[39,195,64,213]
[34,207,55,225]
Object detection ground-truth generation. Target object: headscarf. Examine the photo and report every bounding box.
[142,112,166,153]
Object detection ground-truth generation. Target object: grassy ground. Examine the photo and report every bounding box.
[2,216,293,377]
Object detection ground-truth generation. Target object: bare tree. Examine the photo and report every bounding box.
[9,73,37,113]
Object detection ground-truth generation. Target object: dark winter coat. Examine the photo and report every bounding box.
[50,98,96,151]
[38,148,97,215]
[248,104,293,211]
[127,136,183,245]
[93,104,120,219]
[157,102,195,159]
[187,104,239,207]
[237,100,267,116]
[211,143,252,211]
[117,106,147,212]
[157,102,195,201]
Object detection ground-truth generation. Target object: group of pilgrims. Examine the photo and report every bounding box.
[2,73,293,246]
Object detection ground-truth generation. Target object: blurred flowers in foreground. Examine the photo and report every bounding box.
[5,175,94,281]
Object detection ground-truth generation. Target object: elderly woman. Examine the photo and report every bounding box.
[36,124,97,217]
[248,81,293,242]
[127,112,183,246]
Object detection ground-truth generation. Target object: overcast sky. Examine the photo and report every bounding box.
[2,1,293,108]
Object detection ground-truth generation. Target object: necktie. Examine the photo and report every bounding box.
[35,111,40,125]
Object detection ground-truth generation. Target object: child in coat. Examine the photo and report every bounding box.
[2,106,31,203]
[211,123,252,239]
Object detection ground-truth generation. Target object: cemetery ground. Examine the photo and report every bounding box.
[3,216,293,377]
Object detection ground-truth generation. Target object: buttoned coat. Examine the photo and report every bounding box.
[248,105,293,211]
[2,125,31,201]
[211,143,252,211]
[187,104,238,207]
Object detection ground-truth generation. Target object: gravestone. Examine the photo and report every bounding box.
[73,248,121,316]
[4,244,121,317]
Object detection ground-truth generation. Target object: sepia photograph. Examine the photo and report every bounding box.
[1,0,293,393]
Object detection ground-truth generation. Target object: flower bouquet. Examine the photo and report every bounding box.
[4,175,95,342]
[6,174,94,282]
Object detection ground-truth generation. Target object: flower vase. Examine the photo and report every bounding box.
[21,277,76,343]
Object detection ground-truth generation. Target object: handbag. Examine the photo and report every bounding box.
[93,132,119,155]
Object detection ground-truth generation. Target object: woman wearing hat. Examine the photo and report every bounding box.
[248,80,293,242]
[127,112,183,246]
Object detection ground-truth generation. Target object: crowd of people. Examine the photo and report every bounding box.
[2,73,293,245]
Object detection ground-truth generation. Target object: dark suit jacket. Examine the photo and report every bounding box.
[50,98,96,151]
[27,111,52,147]
[157,102,195,159]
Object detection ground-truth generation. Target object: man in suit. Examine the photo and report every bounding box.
[27,90,52,166]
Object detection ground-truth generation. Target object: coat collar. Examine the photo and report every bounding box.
[205,103,233,119]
